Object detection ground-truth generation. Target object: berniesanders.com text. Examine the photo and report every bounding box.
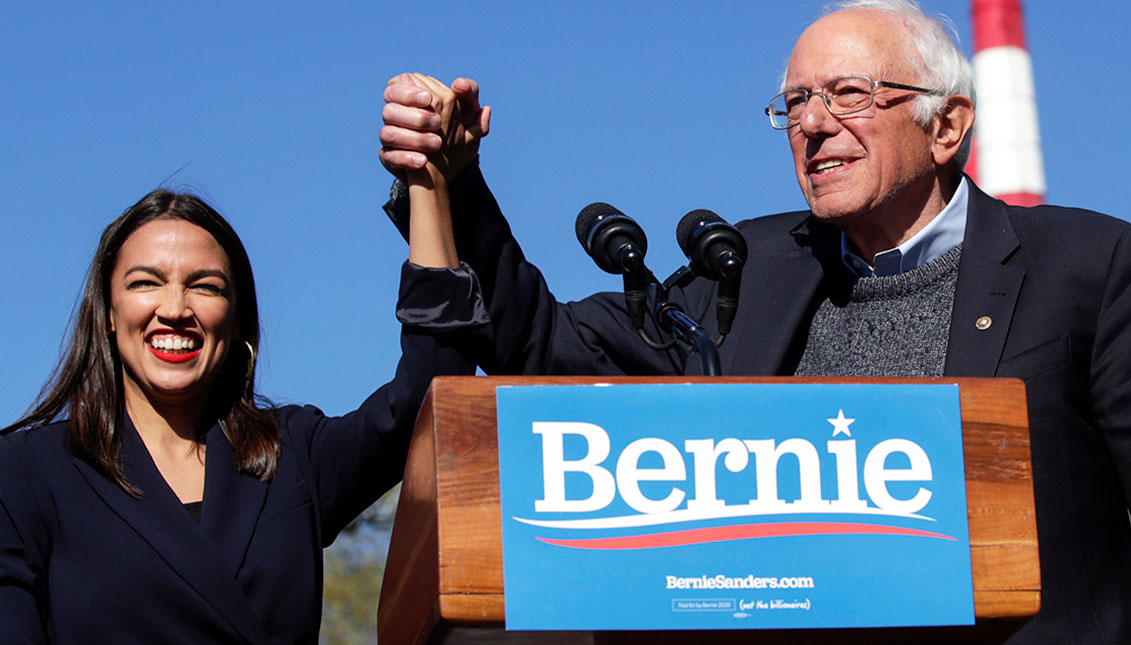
[665,574,815,590]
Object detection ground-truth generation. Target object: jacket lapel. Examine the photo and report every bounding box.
[73,419,273,644]
[201,422,269,575]
[944,182,1024,377]
[725,214,835,375]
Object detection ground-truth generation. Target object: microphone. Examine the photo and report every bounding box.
[576,202,648,275]
[676,210,748,335]
[576,203,650,328]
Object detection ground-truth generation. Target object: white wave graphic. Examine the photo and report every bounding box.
[514,504,934,529]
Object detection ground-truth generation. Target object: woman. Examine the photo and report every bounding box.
[0,152,483,641]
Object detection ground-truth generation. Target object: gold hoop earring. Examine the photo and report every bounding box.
[243,340,257,395]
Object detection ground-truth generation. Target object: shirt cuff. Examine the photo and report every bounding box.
[396,261,489,330]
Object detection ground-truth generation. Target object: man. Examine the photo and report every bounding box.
[380,1,1131,641]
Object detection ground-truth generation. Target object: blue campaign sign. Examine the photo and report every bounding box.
[495,383,974,631]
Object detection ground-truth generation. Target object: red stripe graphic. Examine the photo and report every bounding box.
[536,521,956,550]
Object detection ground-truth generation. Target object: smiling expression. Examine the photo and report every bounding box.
[108,218,237,411]
[785,9,940,230]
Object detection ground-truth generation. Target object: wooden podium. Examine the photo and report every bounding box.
[377,377,1039,644]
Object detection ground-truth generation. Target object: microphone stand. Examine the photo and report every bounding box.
[655,301,721,376]
[636,266,722,376]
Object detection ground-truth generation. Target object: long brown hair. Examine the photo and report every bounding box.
[3,190,280,493]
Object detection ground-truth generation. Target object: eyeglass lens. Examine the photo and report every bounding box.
[770,76,874,127]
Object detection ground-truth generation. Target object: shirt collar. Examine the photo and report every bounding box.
[841,177,969,277]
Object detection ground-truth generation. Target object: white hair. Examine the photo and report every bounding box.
[786,0,976,169]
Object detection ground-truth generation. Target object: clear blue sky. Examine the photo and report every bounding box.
[2,1,1127,422]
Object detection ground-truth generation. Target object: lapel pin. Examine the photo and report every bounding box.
[975,316,992,331]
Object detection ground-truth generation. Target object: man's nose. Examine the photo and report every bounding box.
[797,94,839,137]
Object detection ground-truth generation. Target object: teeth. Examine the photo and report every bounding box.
[814,160,846,174]
[149,335,197,352]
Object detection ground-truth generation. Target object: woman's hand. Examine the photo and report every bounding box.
[379,74,491,182]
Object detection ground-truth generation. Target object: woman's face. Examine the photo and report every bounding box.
[108,218,238,412]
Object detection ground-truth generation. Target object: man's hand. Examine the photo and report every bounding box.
[380,74,491,182]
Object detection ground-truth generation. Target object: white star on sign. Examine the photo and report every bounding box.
[828,409,855,437]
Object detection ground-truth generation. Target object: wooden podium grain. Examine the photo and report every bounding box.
[377,376,1039,644]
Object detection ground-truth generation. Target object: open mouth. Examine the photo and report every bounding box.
[810,159,851,175]
[147,331,203,363]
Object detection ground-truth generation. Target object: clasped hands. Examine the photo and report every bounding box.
[379,74,491,183]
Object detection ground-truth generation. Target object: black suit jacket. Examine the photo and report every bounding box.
[0,266,482,643]
[389,167,1131,643]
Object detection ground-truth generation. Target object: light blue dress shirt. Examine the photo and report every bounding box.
[841,177,969,277]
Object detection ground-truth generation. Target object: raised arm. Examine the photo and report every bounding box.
[289,76,499,539]
[380,75,704,377]
[406,156,458,269]
[386,74,492,270]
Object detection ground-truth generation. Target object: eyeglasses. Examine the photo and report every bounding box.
[765,76,944,130]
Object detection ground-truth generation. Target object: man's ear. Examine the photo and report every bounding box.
[932,95,975,166]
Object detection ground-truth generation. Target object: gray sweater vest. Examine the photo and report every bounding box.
[794,246,962,377]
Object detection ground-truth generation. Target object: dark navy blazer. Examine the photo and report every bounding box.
[395,167,1131,644]
[1,318,477,641]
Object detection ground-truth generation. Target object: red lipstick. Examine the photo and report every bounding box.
[145,329,203,364]
[148,346,201,364]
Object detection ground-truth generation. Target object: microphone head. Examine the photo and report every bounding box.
[676,209,747,279]
[676,209,725,259]
[575,202,648,275]
[576,202,624,248]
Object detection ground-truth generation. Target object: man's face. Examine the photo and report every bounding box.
[785,10,939,228]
